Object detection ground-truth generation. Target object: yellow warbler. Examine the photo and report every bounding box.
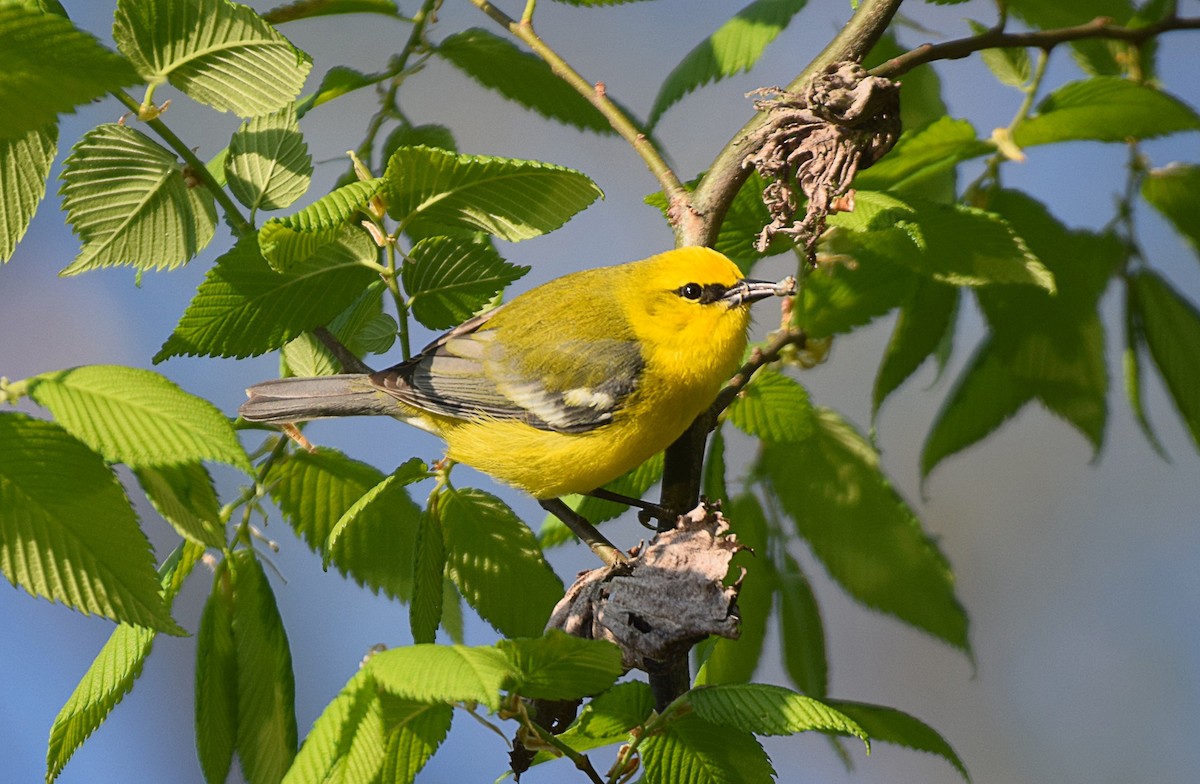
[240,247,793,499]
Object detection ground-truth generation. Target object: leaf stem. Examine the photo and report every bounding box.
[112,90,254,238]
[467,0,686,205]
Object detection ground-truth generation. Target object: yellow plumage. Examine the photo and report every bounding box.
[241,247,792,499]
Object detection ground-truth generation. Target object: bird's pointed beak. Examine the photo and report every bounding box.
[723,275,797,307]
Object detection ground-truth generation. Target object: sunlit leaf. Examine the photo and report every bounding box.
[440,488,563,638]
[826,700,970,781]
[0,414,180,633]
[26,364,251,473]
[155,231,378,361]
[258,178,382,271]
[59,124,216,276]
[689,684,867,745]
[1141,163,1200,257]
[0,6,138,140]
[226,103,312,212]
[384,146,602,240]
[1013,77,1200,147]
[498,632,623,700]
[0,124,55,261]
[403,236,529,330]
[46,542,203,783]
[114,0,312,116]
[367,644,513,711]
[640,714,775,784]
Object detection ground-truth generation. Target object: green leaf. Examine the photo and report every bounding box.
[440,487,564,638]
[1122,280,1168,457]
[923,190,1123,475]
[155,231,378,361]
[269,449,421,600]
[264,0,400,23]
[800,246,917,338]
[498,631,623,700]
[230,548,298,784]
[534,681,654,765]
[226,103,312,213]
[382,123,458,161]
[695,494,773,685]
[702,425,728,503]
[298,65,373,114]
[776,553,827,697]
[258,178,383,271]
[0,413,180,632]
[403,236,529,330]
[440,578,464,644]
[0,6,139,140]
[282,281,387,377]
[436,28,612,133]
[1129,270,1200,451]
[728,369,814,443]
[830,193,1054,291]
[825,700,970,781]
[410,504,445,644]
[1012,77,1200,147]
[26,364,251,472]
[322,458,427,601]
[1141,163,1200,257]
[968,20,1030,87]
[765,408,969,650]
[134,463,225,548]
[640,714,775,784]
[384,145,602,240]
[0,124,55,261]
[873,277,958,419]
[367,644,513,711]
[282,669,384,784]
[920,339,1030,478]
[58,124,217,276]
[379,697,453,784]
[46,542,203,783]
[647,0,809,129]
[689,684,867,746]
[113,0,312,117]
[852,117,990,197]
[196,557,238,784]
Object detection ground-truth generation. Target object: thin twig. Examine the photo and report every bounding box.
[871,14,1200,78]
[466,0,687,207]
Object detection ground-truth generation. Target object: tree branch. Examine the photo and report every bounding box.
[871,14,1200,79]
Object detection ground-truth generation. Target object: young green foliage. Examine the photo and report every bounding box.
[46,542,204,783]
[1012,77,1200,147]
[226,103,312,214]
[765,408,969,651]
[0,5,139,139]
[439,487,564,638]
[155,232,379,361]
[403,236,530,330]
[58,124,217,276]
[647,0,810,129]
[0,125,55,261]
[0,414,181,633]
[383,146,603,240]
[113,0,312,117]
[25,364,251,472]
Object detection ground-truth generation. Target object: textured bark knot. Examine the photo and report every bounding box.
[546,502,744,672]
[742,61,901,259]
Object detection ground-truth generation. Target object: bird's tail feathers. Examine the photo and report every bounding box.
[239,375,394,423]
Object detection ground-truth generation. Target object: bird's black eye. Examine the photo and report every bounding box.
[680,282,703,300]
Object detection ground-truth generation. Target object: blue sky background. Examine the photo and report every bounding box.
[3,1,1200,782]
